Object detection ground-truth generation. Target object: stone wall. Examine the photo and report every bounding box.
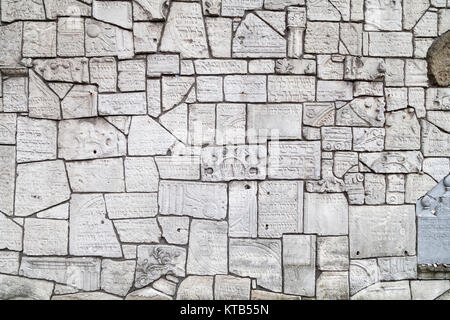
[0,0,449,300]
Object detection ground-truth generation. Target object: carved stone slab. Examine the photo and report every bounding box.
[17,117,57,163]
[33,58,89,83]
[268,76,315,102]
[229,239,282,292]
[187,220,228,275]
[359,151,423,173]
[229,181,257,238]
[224,75,267,102]
[105,193,158,219]
[23,219,68,256]
[98,92,147,115]
[0,146,15,216]
[349,205,416,258]
[159,181,227,220]
[201,145,267,181]
[258,181,304,238]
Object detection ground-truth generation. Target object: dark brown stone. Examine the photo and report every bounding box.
[427,30,450,87]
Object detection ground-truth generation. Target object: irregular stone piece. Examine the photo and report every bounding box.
[61,85,98,119]
[69,194,122,258]
[160,2,209,58]
[352,281,411,300]
[23,219,68,256]
[232,13,286,58]
[126,287,172,300]
[176,276,213,300]
[128,116,177,156]
[101,260,135,297]
[147,54,179,77]
[423,158,450,181]
[15,160,70,217]
[229,239,282,292]
[1,0,45,22]
[2,76,28,112]
[349,205,416,258]
[201,145,267,181]
[114,218,161,243]
[196,76,223,102]
[0,275,53,300]
[205,17,232,58]
[365,0,402,31]
[28,70,60,119]
[159,104,187,143]
[136,245,186,288]
[19,256,101,291]
[321,127,352,151]
[90,57,117,92]
[336,97,385,127]
[162,76,195,111]
[378,256,417,281]
[421,120,450,157]
[0,213,22,251]
[303,102,335,127]
[134,22,163,53]
[316,272,349,300]
[134,0,169,21]
[0,146,15,216]
[405,174,437,204]
[195,60,246,75]
[404,0,429,30]
[0,251,20,275]
[258,181,304,238]
[251,290,301,300]
[93,1,132,29]
[216,103,246,145]
[268,141,321,179]
[159,181,227,220]
[105,193,158,219]
[305,22,339,53]
[44,0,92,19]
[317,80,353,101]
[156,156,199,180]
[364,173,386,205]
[317,237,349,271]
[353,128,385,152]
[85,19,134,59]
[158,216,190,245]
[411,280,450,300]
[124,157,159,192]
[33,58,89,83]
[427,31,450,85]
[229,182,257,238]
[214,275,251,300]
[117,60,146,92]
[427,111,450,132]
[359,151,423,173]
[187,220,228,275]
[57,17,85,57]
[36,203,69,220]
[23,22,56,58]
[222,0,263,16]
[66,159,125,193]
[349,259,379,295]
[99,92,147,116]
[304,193,349,236]
[425,88,450,110]
[0,22,23,67]
[283,235,316,297]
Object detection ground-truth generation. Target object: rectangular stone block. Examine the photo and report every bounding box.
[224,75,267,102]
[268,76,315,102]
[229,181,257,238]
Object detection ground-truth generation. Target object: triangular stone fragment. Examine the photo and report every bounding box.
[160,103,188,143]
[105,116,132,135]
[48,83,73,99]
[255,10,286,35]
[233,13,286,58]
[28,70,61,120]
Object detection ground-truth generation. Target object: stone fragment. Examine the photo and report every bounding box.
[147,54,179,77]
[216,103,246,145]
[303,102,335,127]
[317,80,353,101]
[105,193,158,219]
[158,216,190,245]
[386,174,405,205]
[214,275,251,300]
[221,0,263,16]
[126,287,172,300]
[176,276,213,300]
[0,146,15,216]
[405,59,429,86]
[0,275,53,300]
[336,97,385,127]
[134,22,163,53]
[196,76,223,102]
[28,70,60,119]
[162,76,195,111]
[349,205,416,258]
[359,151,423,173]
[268,75,315,102]
[15,160,70,217]
[368,32,413,57]
[61,85,97,119]
[136,245,186,288]
[340,23,363,55]
[201,145,266,181]
[89,58,117,92]
[364,173,386,205]
[352,281,411,300]
[134,0,169,21]
[247,104,302,143]
[17,117,57,163]
[0,22,23,67]
[378,256,417,281]
[159,103,188,143]
[58,118,126,161]
[321,127,352,151]
[426,88,450,111]
[159,181,227,220]
[2,76,28,112]
[34,58,89,83]
[93,1,132,29]
[19,256,101,291]
[0,213,22,251]
[1,0,45,22]
[423,158,450,181]
[23,219,68,256]
[232,13,286,58]
[128,116,177,155]
[317,237,349,271]
[316,272,349,300]
[117,60,146,92]
[354,81,384,97]
[52,292,121,300]
[36,203,69,220]
[224,75,267,103]
[98,92,147,116]
[0,252,20,275]
[114,219,161,243]
[349,259,379,295]
[306,0,340,21]
[160,2,209,58]
[124,157,159,193]
[411,280,450,300]
[188,103,216,146]
[404,0,430,30]
[229,239,282,292]
[334,152,358,178]
[405,174,437,204]
[44,0,92,19]
[344,56,385,80]
[283,235,316,297]
[305,22,339,53]
[57,18,85,57]
[228,182,257,238]
[268,141,321,179]
[66,159,125,193]
[427,111,450,132]
[156,156,199,180]
[251,290,301,300]
[427,31,450,87]
[304,193,348,236]
[100,260,135,297]
[353,128,385,152]
[422,120,450,157]
[187,220,228,275]
[258,181,303,238]
[205,17,232,58]
[85,19,133,59]
[365,0,402,31]
[147,79,161,117]
[23,22,56,58]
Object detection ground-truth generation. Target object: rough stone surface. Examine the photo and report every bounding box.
[0,0,448,301]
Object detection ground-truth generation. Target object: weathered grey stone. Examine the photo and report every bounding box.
[136,245,186,288]
[23,219,68,256]
[19,256,101,291]
[101,260,135,297]
[28,70,60,119]
[336,97,385,127]
[36,203,69,220]
[58,118,126,161]
[411,280,450,300]
[229,181,257,238]
[214,275,251,300]
[378,256,418,281]
[124,157,159,193]
[205,17,232,58]
[176,276,213,300]
[317,237,349,271]
[89,58,117,92]
[350,205,416,258]
[350,259,379,296]
[316,272,349,300]
[423,158,450,181]
[224,75,267,103]
[134,22,163,54]
[126,287,172,300]
[1,0,45,22]
[52,292,121,300]
[114,218,161,244]
[2,76,28,112]
[0,146,15,216]
[405,174,437,203]
[222,0,263,16]
[34,58,89,83]
[351,281,411,300]
[23,22,56,58]
[15,160,70,217]
[93,1,132,29]
[0,212,22,251]
[368,32,413,57]
[422,120,450,157]
[0,275,53,300]
[105,193,157,220]
[353,128,385,152]
[0,251,20,275]
[283,235,316,297]
[360,151,423,173]
[229,238,282,292]
[57,17,85,57]
[17,117,57,163]
[268,76,315,103]
[305,22,339,54]
[44,0,91,19]
[158,216,190,245]
[251,290,301,300]
[69,194,122,258]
